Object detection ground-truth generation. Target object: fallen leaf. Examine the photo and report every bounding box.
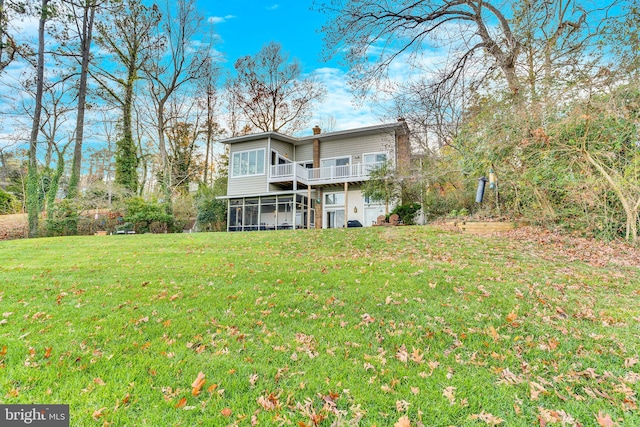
[92,407,106,420]
[44,347,52,359]
[624,357,638,368]
[175,397,186,408]
[221,408,232,417]
[191,371,206,396]
[394,415,411,427]
[443,386,456,405]
[529,381,548,401]
[506,312,518,323]
[470,411,505,425]
[595,411,615,427]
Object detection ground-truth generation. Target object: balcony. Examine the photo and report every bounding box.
[269,162,384,187]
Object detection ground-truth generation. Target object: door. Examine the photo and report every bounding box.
[326,209,345,228]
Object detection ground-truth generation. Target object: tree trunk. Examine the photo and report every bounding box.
[156,99,171,200]
[27,0,50,237]
[68,1,96,198]
[115,63,139,192]
[584,150,638,243]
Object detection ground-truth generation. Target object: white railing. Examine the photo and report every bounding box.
[270,161,385,184]
[271,163,294,178]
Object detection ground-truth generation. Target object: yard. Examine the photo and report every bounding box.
[0,226,638,426]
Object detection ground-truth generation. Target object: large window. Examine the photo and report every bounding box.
[321,156,350,168]
[231,149,265,177]
[325,192,345,206]
[363,152,387,164]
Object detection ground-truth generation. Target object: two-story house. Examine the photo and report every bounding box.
[220,120,411,231]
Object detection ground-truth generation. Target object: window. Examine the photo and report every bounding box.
[325,193,345,206]
[231,149,265,177]
[364,195,383,205]
[363,152,387,164]
[321,156,350,168]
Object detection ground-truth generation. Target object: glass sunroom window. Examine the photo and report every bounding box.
[231,149,265,177]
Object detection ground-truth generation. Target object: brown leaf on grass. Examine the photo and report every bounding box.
[257,392,280,411]
[175,397,187,408]
[595,412,616,427]
[443,386,456,405]
[506,312,518,323]
[0,346,6,356]
[191,371,206,396]
[410,348,424,364]
[487,325,500,341]
[396,344,409,363]
[624,357,638,368]
[93,377,106,386]
[221,408,232,417]
[92,407,106,420]
[44,347,52,359]
[394,415,411,427]
[396,399,410,412]
[529,381,548,401]
[470,411,505,425]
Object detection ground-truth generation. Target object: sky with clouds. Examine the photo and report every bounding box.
[201,0,395,134]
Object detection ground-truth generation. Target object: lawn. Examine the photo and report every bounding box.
[0,226,638,426]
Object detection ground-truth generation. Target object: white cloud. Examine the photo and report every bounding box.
[208,15,236,24]
[266,4,279,10]
[310,67,383,132]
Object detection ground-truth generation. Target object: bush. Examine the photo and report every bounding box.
[124,197,172,234]
[195,186,227,232]
[391,202,422,225]
[45,200,79,236]
[171,194,197,233]
[0,188,20,214]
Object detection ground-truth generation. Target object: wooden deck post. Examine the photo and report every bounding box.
[307,185,311,229]
[344,181,348,228]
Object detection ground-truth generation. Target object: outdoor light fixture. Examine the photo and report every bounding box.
[354,207,358,213]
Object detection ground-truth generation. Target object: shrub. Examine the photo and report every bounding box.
[0,188,20,214]
[391,202,422,225]
[124,197,172,234]
[195,187,227,231]
[45,200,79,236]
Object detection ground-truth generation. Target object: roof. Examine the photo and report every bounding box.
[219,121,409,146]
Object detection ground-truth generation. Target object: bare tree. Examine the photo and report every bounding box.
[228,41,325,133]
[62,0,105,198]
[92,0,160,193]
[26,0,50,237]
[144,0,208,199]
[0,0,22,73]
[315,0,522,98]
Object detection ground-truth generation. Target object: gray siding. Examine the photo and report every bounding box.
[228,138,269,196]
[271,138,294,159]
[319,132,396,165]
[295,143,313,162]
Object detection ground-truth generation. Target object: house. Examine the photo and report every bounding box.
[219,120,411,231]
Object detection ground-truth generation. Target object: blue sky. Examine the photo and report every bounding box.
[203,1,335,71]
[201,0,391,134]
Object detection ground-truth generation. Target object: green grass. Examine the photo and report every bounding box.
[0,226,639,426]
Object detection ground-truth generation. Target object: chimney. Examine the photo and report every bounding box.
[312,125,321,135]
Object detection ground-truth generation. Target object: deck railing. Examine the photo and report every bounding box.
[269,161,384,185]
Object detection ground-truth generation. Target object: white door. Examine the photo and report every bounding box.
[364,206,385,226]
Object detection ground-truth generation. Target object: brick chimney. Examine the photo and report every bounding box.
[312,125,321,135]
